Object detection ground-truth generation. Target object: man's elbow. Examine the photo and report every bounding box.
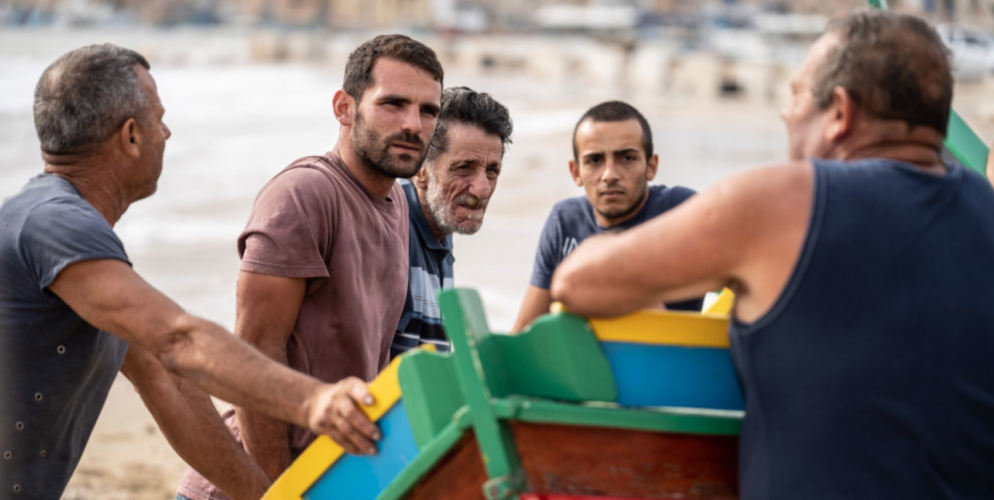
[153,314,204,376]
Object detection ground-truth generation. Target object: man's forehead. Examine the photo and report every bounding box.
[576,118,645,154]
[366,58,442,100]
[803,32,841,74]
[437,123,503,160]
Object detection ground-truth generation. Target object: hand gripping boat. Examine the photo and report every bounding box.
[262,288,744,500]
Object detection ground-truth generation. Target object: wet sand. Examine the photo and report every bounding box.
[2,29,993,500]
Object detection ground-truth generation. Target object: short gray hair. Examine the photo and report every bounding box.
[34,44,151,155]
[425,87,513,164]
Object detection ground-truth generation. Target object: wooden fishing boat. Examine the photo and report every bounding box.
[261,288,744,500]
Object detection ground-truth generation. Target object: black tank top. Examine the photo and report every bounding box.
[729,159,994,499]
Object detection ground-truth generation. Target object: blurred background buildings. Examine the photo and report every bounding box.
[2,0,993,31]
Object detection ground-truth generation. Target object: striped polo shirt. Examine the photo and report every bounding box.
[390,180,455,358]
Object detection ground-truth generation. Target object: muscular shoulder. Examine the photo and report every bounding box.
[703,161,814,252]
[19,189,117,245]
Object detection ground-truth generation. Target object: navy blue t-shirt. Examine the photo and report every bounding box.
[730,159,994,499]
[0,174,130,498]
[530,184,703,311]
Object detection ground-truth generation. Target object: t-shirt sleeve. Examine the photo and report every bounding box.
[528,207,565,290]
[669,186,697,207]
[20,198,130,290]
[238,167,334,278]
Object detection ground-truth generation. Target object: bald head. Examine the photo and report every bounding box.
[812,11,952,136]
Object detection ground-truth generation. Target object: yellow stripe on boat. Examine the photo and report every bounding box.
[261,346,429,500]
[704,288,736,316]
[589,310,730,348]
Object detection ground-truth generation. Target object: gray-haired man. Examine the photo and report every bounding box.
[390,87,513,357]
[0,44,378,499]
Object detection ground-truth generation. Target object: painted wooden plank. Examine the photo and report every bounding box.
[600,342,744,411]
[513,422,738,499]
[304,402,419,500]
[262,352,409,500]
[704,288,735,316]
[522,494,693,500]
[589,311,730,348]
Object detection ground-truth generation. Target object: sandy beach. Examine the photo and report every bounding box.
[2,27,993,499]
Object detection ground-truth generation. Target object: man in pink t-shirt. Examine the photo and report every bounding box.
[178,34,444,500]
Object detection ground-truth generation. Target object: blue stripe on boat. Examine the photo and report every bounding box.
[304,401,419,500]
[600,341,745,411]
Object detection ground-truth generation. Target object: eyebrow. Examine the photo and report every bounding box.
[376,94,440,115]
[376,94,412,105]
[612,148,641,156]
[581,147,641,160]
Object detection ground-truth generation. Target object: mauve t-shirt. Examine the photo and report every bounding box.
[178,151,408,500]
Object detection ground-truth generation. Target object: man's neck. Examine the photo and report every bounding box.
[333,141,398,200]
[43,153,131,227]
[835,121,947,174]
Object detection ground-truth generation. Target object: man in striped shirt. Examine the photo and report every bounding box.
[390,87,513,357]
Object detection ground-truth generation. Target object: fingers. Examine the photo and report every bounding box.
[326,408,377,455]
[340,390,382,442]
[346,377,375,407]
[309,379,382,455]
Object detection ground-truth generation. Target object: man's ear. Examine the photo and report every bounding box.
[825,85,855,143]
[120,118,141,159]
[413,163,430,190]
[645,154,659,181]
[568,159,583,187]
[332,90,354,126]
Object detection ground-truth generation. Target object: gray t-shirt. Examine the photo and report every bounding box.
[0,174,130,498]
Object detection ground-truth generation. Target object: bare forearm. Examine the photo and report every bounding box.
[158,314,321,431]
[235,338,294,481]
[124,352,270,500]
[512,286,553,333]
[236,408,293,481]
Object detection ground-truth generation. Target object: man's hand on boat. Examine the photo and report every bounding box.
[307,377,382,455]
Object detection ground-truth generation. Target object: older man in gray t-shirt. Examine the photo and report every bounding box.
[0,174,131,496]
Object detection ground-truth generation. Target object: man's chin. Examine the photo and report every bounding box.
[454,220,484,236]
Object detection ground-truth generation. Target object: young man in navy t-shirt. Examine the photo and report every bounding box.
[512,101,702,332]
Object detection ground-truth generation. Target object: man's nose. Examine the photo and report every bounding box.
[469,169,493,200]
[163,122,172,141]
[601,158,621,183]
[401,106,423,136]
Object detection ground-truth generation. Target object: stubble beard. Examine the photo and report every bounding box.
[352,111,426,180]
[596,179,648,224]
[424,170,488,237]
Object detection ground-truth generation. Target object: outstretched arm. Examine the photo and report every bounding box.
[48,259,381,452]
[552,163,813,324]
[121,346,271,500]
